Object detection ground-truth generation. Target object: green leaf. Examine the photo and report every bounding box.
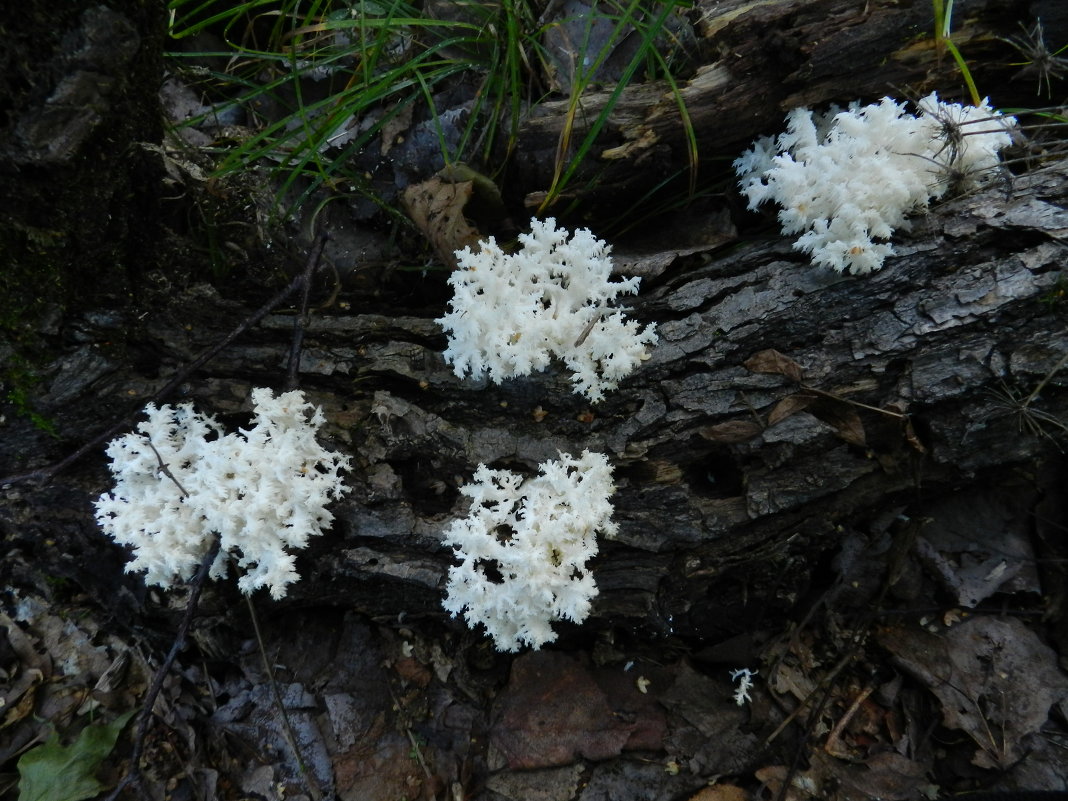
[17,710,136,801]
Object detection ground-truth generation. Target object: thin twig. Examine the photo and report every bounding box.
[245,595,324,801]
[1024,348,1068,407]
[405,727,434,780]
[146,440,190,498]
[1,240,328,488]
[798,384,907,419]
[765,639,858,746]
[573,308,605,348]
[104,536,222,801]
[824,684,875,757]
[285,232,328,392]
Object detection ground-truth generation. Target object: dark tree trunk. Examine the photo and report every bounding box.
[0,2,165,329]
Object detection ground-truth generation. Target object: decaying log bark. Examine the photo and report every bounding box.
[513,0,1060,211]
[5,3,1068,797]
[3,156,1066,647]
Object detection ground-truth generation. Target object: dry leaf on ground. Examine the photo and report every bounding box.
[488,651,641,770]
[401,175,482,269]
[878,616,1068,769]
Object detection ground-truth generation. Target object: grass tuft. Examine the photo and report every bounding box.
[166,0,695,228]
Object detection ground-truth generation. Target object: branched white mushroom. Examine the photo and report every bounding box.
[437,217,657,401]
[95,388,350,599]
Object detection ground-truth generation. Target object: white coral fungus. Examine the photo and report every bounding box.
[441,450,617,652]
[735,94,1017,274]
[729,667,758,706]
[94,388,350,599]
[436,217,657,402]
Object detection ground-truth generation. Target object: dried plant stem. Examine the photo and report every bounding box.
[104,536,222,801]
[245,595,324,801]
[799,385,907,419]
[1024,348,1068,407]
[285,232,328,392]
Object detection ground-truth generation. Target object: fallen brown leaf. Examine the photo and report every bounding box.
[489,651,636,770]
[810,402,867,448]
[877,616,1068,769]
[767,394,816,426]
[686,784,748,801]
[400,175,482,268]
[903,417,926,453]
[744,349,804,382]
[380,102,414,156]
[699,419,763,443]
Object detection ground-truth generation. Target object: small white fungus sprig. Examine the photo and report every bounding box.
[436,217,658,402]
[735,94,1017,274]
[441,450,617,652]
[94,388,350,600]
[729,667,758,706]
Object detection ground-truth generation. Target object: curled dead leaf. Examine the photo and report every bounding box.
[1,668,44,730]
[754,764,820,801]
[903,418,927,453]
[810,403,867,448]
[767,394,816,427]
[877,616,1068,770]
[699,419,763,443]
[400,175,482,269]
[744,349,804,383]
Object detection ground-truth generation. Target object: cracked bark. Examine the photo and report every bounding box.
[512,0,1052,212]
[3,0,1068,653]
[5,2,1068,796]
[4,160,1066,648]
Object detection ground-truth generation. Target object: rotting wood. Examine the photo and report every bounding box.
[513,0,1034,212]
[4,157,1066,645]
